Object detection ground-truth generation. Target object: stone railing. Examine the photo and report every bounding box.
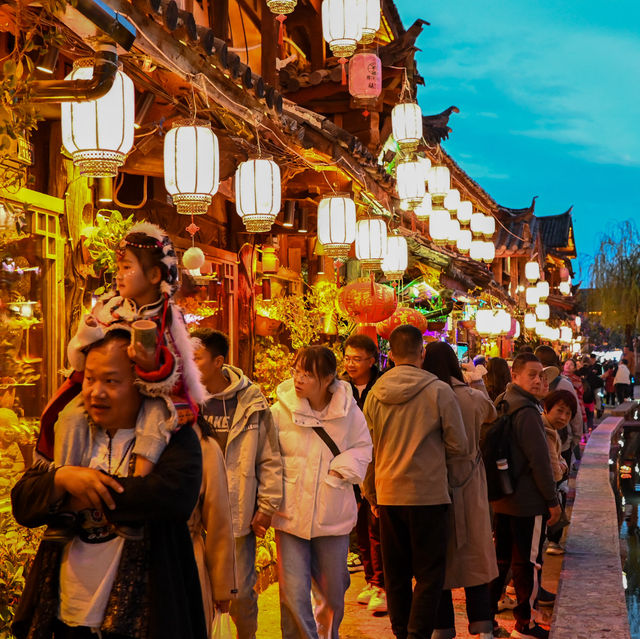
[550,416,631,639]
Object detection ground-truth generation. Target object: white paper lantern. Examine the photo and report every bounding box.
[524,312,537,329]
[560,326,573,343]
[535,302,550,320]
[235,157,281,232]
[525,261,540,282]
[549,327,560,342]
[495,309,512,335]
[447,217,461,245]
[429,209,450,244]
[391,102,422,152]
[575,315,582,328]
[182,246,205,271]
[559,280,571,296]
[414,193,432,221]
[355,218,387,270]
[457,200,473,225]
[164,120,219,215]
[396,160,426,209]
[456,228,472,254]
[525,286,539,306]
[317,194,356,258]
[572,342,581,354]
[444,189,460,213]
[475,309,494,335]
[482,214,496,238]
[536,280,550,300]
[358,0,380,43]
[61,56,134,177]
[426,165,450,199]
[469,239,484,261]
[382,234,408,280]
[535,321,547,337]
[322,0,363,57]
[514,320,521,339]
[470,212,485,236]
[417,155,432,179]
[481,240,495,263]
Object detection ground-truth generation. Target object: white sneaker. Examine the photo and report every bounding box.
[546,542,565,555]
[497,594,517,611]
[356,583,376,605]
[505,583,516,596]
[367,587,387,613]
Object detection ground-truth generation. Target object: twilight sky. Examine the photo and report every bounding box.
[394,0,640,280]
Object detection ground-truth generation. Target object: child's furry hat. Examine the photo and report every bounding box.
[119,222,179,296]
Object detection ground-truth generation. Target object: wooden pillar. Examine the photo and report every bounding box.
[211,0,228,40]
[260,0,277,86]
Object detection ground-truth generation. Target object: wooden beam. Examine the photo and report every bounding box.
[212,0,229,40]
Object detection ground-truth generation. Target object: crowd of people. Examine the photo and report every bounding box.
[8,223,636,639]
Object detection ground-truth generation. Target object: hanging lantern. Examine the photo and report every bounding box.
[470,211,485,236]
[575,315,582,329]
[355,218,387,270]
[482,214,496,238]
[164,120,220,215]
[536,280,550,300]
[429,209,450,245]
[266,0,297,45]
[377,306,427,341]
[559,267,570,281]
[469,239,484,261]
[381,234,408,280]
[513,320,521,339]
[559,280,571,296]
[61,54,134,178]
[426,165,450,200]
[481,240,495,263]
[262,246,279,274]
[457,200,473,225]
[535,302,550,320]
[526,286,539,306]
[358,0,380,43]
[456,228,472,254]
[549,327,560,342]
[495,310,512,335]
[396,160,426,209]
[322,0,363,58]
[317,194,356,258]
[414,193,432,221]
[348,51,382,99]
[447,217,461,246]
[337,279,397,325]
[525,260,540,282]
[391,102,422,152]
[417,155,432,179]
[182,246,205,271]
[535,321,548,337]
[524,312,537,329]
[444,189,460,213]
[235,157,281,232]
[475,309,494,335]
[560,326,573,343]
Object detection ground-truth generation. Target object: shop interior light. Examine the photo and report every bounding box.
[536,280,550,300]
[525,260,540,282]
[96,177,113,203]
[61,52,135,178]
[457,200,473,225]
[358,0,380,44]
[297,209,308,233]
[165,119,219,215]
[381,234,408,280]
[391,101,423,152]
[355,218,387,270]
[36,46,59,74]
[396,160,426,209]
[414,193,432,221]
[317,255,326,275]
[235,157,281,232]
[317,194,356,258]
[283,200,296,227]
[322,0,363,57]
[535,302,550,320]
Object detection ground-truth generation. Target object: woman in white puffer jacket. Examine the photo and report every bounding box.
[271,345,373,639]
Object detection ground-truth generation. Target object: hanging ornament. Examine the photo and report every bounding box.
[535,302,550,321]
[444,189,460,213]
[396,160,425,209]
[355,218,387,271]
[391,101,422,152]
[164,119,220,215]
[481,240,495,263]
[322,0,363,84]
[470,211,485,236]
[381,234,408,280]
[525,260,540,282]
[338,280,397,341]
[429,209,450,245]
[377,306,427,341]
[317,194,356,258]
[183,246,205,271]
[457,200,473,225]
[469,239,484,261]
[456,228,472,254]
[536,280,550,300]
[524,312,537,330]
[447,217,461,247]
[526,285,539,306]
[61,51,134,177]
[358,0,380,44]
[482,214,496,238]
[348,50,382,100]
[559,280,571,296]
[414,193,432,221]
[235,157,281,232]
[266,0,297,46]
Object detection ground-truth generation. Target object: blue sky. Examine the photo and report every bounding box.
[394,0,640,280]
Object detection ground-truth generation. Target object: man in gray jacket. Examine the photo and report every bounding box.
[192,329,282,639]
[363,325,468,639]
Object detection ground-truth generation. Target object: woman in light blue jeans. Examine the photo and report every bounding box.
[270,346,372,639]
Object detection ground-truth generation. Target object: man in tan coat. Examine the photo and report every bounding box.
[363,325,468,639]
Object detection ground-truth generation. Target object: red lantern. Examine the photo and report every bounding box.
[376,306,428,341]
[348,51,382,100]
[337,279,396,324]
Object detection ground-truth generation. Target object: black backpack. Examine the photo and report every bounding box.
[479,400,525,501]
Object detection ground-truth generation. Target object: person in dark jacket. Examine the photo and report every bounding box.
[489,352,561,639]
[11,330,206,639]
[340,334,386,613]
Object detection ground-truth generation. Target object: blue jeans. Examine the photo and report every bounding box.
[276,531,350,639]
[229,532,258,639]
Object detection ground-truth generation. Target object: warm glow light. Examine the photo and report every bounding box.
[61,53,134,177]
[322,0,363,57]
[444,189,460,213]
[536,280,550,300]
[317,194,356,258]
[535,302,550,320]
[560,326,573,343]
[535,321,547,337]
[348,51,381,99]
[526,286,539,306]
[447,217,461,245]
[396,160,426,209]
[355,218,387,270]
[559,280,571,296]
[481,240,495,263]
[429,208,450,244]
[525,261,540,282]
[426,165,450,199]
[164,120,219,215]
[392,102,423,152]
[235,157,281,232]
[457,200,472,225]
[482,214,496,238]
[475,309,494,335]
[470,212,485,236]
[524,312,537,329]
[358,0,380,43]
[414,193,432,221]
[456,228,472,254]
[470,239,484,261]
[382,234,408,280]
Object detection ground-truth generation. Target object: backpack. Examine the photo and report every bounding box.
[479,400,525,501]
[582,378,594,404]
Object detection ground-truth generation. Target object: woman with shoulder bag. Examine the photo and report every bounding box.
[271,345,373,639]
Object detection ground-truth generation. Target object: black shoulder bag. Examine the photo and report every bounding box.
[312,427,362,501]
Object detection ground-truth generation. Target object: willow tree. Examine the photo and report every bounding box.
[590,221,640,344]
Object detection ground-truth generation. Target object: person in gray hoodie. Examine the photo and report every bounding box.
[192,329,283,639]
[363,325,468,639]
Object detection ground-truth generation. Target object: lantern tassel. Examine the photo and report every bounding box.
[339,58,347,86]
[276,14,286,47]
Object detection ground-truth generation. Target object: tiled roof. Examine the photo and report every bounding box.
[537,208,574,249]
[494,197,538,256]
